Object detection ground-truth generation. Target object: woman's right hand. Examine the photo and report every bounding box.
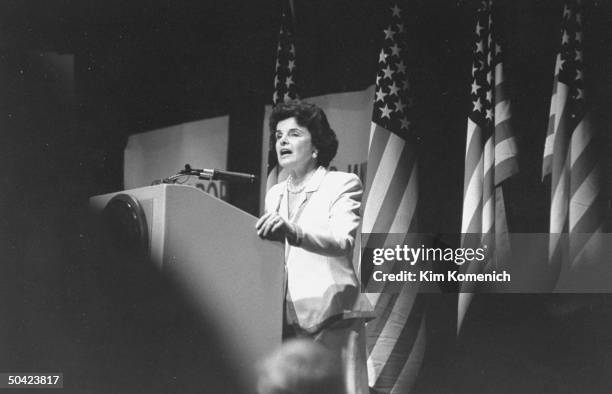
[256,212,297,243]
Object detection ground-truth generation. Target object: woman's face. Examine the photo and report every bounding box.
[275,117,317,172]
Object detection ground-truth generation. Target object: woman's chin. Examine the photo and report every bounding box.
[278,160,294,169]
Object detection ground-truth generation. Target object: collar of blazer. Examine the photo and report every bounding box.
[276,166,327,222]
[302,166,327,193]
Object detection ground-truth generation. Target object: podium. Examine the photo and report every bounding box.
[90,184,284,389]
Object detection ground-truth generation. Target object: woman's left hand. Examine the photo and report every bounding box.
[256,212,294,242]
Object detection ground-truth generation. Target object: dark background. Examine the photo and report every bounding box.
[1,0,611,392]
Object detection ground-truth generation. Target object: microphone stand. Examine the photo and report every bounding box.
[151,164,256,185]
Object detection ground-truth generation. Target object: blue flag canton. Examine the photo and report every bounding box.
[468,0,502,131]
[273,9,299,105]
[557,1,587,120]
[372,3,414,138]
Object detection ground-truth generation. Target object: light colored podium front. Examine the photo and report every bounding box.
[90,184,284,389]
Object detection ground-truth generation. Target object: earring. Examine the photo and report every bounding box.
[312,151,318,158]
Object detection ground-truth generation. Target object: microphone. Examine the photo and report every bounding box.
[198,168,257,183]
[178,164,256,183]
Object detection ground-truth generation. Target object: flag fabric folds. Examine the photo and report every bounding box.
[542,0,603,282]
[457,0,519,334]
[362,3,424,393]
[267,1,298,190]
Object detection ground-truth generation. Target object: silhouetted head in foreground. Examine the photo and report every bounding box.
[257,339,345,394]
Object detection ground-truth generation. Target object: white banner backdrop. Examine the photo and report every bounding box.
[260,86,375,214]
[124,116,229,201]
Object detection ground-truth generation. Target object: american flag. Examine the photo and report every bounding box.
[267,1,298,190]
[362,3,424,393]
[457,0,518,333]
[542,1,602,281]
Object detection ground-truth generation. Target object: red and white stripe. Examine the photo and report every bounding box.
[363,123,423,394]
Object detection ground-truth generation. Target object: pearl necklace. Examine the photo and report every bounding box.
[287,175,306,193]
[287,169,317,194]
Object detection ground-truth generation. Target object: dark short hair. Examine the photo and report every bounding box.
[269,100,338,167]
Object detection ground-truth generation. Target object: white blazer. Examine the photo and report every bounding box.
[265,166,373,333]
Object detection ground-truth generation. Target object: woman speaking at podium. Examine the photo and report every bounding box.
[256,100,371,393]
